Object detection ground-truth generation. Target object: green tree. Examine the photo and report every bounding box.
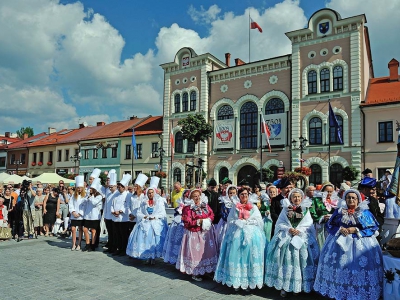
[16,126,34,138]
[342,166,360,182]
[177,114,213,144]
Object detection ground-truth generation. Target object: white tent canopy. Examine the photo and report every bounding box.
[3,174,23,184]
[0,172,10,182]
[32,173,74,184]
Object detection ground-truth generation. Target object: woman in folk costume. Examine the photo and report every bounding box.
[313,189,383,300]
[163,189,189,264]
[215,185,237,250]
[176,189,218,282]
[309,182,339,249]
[69,176,86,251]
[251,184,273,242]
[82,177,103,252]
[129,173,148,226]
[214,186,265,291]
[265,188,319,298]
[126,176,168,264]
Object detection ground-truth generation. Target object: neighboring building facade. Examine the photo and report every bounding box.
[0,132,21,173]
[160,8,375,188]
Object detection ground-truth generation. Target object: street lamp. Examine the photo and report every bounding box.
[292,136,308,168]
[153,147,165,171]
[12,160,22,175]
[70,152,82,174]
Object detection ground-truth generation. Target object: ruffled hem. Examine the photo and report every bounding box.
[214,278,264,290]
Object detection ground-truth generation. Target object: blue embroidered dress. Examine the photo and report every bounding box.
[126,196,168,259]
[313,199,383,300]
[214,202,265,290]
[162,204,185,264]
[215,196,234,250]
[265,193,320,294]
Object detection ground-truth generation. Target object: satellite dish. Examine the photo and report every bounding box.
[83,121,88,127]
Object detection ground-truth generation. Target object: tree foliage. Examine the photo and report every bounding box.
[177,114,213,144]
[16,126,34,138]
[342,166,360,182]
[255,168,275,183]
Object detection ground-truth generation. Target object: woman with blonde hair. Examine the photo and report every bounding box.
[69,176,86,251]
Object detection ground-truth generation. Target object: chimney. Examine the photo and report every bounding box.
[235,58,246,66]
[23,133,28,140]
[79,123,85,129]
[388,58,399,81]
[225,53,231,67]
[130,116,137,120]
[48,127,56,134]
[96,122,105,126]
[5,132,10,138]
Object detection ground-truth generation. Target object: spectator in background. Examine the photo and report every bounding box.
[361,168,373,178]
[33,188,45,236]
[3,188,14,230]
[305,186,315,198]
[0,197,8,228]
[19,183,36,239]
[43,188,60,237]
[171,182,184,208]
[0,185,4,197]
[58,180,69,235]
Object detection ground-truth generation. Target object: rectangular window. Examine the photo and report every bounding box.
[379,121,393,142]
[39,152,44,163]
[84,150,89,159]
[137,144,142,159]
[10,154,15,164]
[308,71,317,94]
[151,170,157,176]
[111,147,117,158]
[93,149,98,159]
[135,170,142,177]
[33,153,37,163]
[57,150,62,162]
[0,157,5,167]
[151,142,158,158]
[48,151,53,163]
[125,145,131,159]
[64,150,69,161]
[102,148,107,158]
[19,153,25,164]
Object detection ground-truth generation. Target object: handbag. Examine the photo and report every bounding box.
[0,226,12,239]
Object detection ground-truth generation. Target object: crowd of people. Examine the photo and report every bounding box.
[0,167,393,299]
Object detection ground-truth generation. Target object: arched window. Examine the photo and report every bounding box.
[182,92,188,112]
[219,167,229,183]
[187,140,195,153]
[333,66,343,91]
[217,105,234,120]
[174,94,180,113]
[240,102,258,149]
[308,70,317,94]
[269,165,278,181]
[309,117,322,145]
[309,164,322,186]
[330,115,343,144]
[173,168,181,183]
[330,163,343,187]
[320,68,330,92]
[190,91,196,111]
[265,98,284,115]
[175,132,183,153]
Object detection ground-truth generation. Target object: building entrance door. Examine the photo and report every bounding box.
[237,165,258,187]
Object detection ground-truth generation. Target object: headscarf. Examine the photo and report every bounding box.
[339,189,369,225]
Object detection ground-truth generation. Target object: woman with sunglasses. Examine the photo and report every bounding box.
[43,188,60,237]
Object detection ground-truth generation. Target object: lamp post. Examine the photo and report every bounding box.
[153,147,165,171]
[12,160,22,175]
[70,152,82,175]
[292,136,308,169]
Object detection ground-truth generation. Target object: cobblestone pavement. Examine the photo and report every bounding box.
[0,237,326,300]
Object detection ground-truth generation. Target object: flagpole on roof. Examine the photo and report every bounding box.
[249,12,251,63]
[328,100,331,182]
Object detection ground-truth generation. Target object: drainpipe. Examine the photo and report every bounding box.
[360,107,366,171]
[288,56,293,172]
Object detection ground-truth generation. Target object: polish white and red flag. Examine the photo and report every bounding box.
[261,113,272,152]
[250,17,263,33]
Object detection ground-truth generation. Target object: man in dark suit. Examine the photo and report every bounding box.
[358,177,384,236]
[270,178,293,235]
[203,178,220,224]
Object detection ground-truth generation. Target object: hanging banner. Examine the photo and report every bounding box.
[214,119,235,149]
[261,113,287,146]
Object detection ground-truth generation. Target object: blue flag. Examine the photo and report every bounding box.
[329,102,343,144]
[131,129,138,159]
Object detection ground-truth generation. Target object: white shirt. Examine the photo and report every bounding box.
[83,195,103,220]
[104,190,117,220]
[69,195,86,220]
[111,190,131,222]
[130,193,145,218]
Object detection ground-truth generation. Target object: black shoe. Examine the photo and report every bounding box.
[103,248,111,253]
[112,250,121,256]
[82,245,90,252]
[118,252,126,256]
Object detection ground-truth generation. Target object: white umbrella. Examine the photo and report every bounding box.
[0,172,10,182]
[32,172,74,184]
[4,174,23,184]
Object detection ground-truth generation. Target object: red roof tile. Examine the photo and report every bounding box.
[119,116,163,138]
[6,132,48,149]
[362,75,400,106]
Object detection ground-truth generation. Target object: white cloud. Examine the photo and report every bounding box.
[188,4,221,24]
[327,0,400,76]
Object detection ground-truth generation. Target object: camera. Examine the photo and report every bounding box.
[20,179,32,194]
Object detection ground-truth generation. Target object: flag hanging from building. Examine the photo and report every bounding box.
[261,113,272,152]
[170,130,174,161]
[329,102,343,144]
[250,17,263,33]
[131,128,138,159]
